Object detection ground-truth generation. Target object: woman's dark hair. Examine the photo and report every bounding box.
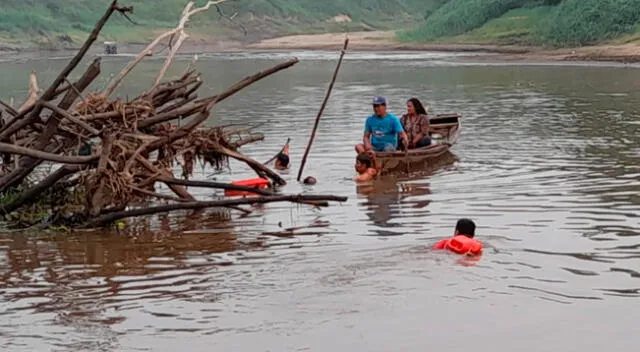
[408,98,427,115]
[455,218,476,238]
[356,152,373,168]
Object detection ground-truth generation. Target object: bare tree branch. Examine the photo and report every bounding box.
[103,0,229,97]
[0,142,98,164]
[18,72,42,113]
[83,194,348,228]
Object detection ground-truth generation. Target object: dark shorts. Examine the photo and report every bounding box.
[401,137,432,150]
[414,137,432,148]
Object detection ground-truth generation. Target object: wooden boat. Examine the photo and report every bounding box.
[373,113,462,175]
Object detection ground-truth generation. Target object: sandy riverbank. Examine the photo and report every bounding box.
[2,30,640,64]
[245,31,640,64]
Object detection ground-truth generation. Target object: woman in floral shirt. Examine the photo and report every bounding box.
[400,98,431,149]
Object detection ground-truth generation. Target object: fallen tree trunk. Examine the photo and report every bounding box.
[0,143,97,164]
[83,194,347,228]
[157,177,274,196]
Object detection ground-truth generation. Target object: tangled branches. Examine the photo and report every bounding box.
[0,1,346,229]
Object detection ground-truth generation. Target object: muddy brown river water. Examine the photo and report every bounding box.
[1,51,640,351]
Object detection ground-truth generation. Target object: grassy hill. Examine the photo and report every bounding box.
[2,0,640,51]
[0,0,441,50]
[398,0,640,47]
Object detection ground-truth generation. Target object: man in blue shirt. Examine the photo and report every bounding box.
[356,96,409,153]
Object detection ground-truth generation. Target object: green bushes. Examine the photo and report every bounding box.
[400,0,640,47]
[2,0,640,48]
[434,6,554,44]
[535,0,640,46]
[398,0,544,41]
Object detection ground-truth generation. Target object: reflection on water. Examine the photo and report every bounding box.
[356,152,459,235]
[1,50,640,351]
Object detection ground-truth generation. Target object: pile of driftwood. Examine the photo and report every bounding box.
[0,0,346,229]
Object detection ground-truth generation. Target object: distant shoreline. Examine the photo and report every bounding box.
[244,31,640,64]
[2,30,640,65]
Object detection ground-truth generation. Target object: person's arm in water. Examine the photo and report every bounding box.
[354,168,377,182]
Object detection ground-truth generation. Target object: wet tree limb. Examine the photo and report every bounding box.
[41,102,100,136]
[0,143,97,164]
[83,194,347,228]
[157,177,274,196]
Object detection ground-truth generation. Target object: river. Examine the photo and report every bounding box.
[1,50,639,351]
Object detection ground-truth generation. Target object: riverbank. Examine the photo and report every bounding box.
[245,31,640,64]
[2,30,640,65]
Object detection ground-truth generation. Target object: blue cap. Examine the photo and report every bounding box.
[372,96,387,105]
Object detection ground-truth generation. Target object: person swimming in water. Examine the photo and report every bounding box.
[303,176,317,185]
[274,144,290,170]
[433,218,483,256]
[354,152,378,182]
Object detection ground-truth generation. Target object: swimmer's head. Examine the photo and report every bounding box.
[275,152,290,169]
[355,152,373,174]
[455,218,476,238]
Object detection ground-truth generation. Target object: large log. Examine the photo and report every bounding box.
[157,177,274,196]
[0,143,97,164]
[83,194,348,228]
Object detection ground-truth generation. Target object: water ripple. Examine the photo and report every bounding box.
[2,51,640,350]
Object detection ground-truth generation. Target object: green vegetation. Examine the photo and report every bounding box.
[428,6,554,45]
[397,0,543,42]
[2,0,640,50]
[0,0,440,49]
[400,0,640,47]
[536,0,640,46]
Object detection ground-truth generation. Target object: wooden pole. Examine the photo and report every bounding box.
[296,38,348,182]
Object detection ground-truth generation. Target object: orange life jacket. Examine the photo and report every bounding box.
[433,235,483,256]
[224,177,270,197]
